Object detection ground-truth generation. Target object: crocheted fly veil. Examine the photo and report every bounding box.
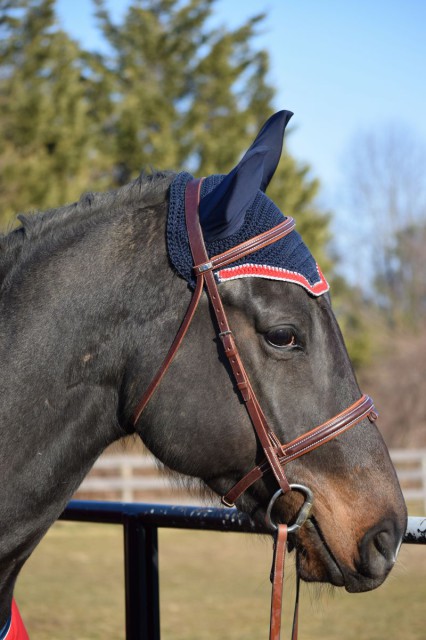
[167,111,329,296]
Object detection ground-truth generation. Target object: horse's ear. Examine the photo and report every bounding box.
[199,110,293,241]
[245,109,293,192]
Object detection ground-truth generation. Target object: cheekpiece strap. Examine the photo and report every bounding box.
[185,178,293,496]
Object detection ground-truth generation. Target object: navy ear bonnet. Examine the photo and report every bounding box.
[166,111,329,296]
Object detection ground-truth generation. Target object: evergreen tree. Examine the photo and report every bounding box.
[93,0,270,178]
[0,0,369,363]
[1,0,331,267]
[93,0,330,261]
[0,0,106,224]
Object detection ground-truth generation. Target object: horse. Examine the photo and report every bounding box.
[0,111,407,637]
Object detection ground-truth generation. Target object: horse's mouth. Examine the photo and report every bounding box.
[249,496,391,592]
[293,516,345,587]
[249,500,345,587]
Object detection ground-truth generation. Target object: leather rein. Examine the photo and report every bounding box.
[131,178,378,639]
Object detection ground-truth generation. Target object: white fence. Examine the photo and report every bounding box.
[75,449,426,512]
[388,449,426,511]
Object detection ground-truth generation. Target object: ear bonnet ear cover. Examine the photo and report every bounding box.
[167,112,329,296]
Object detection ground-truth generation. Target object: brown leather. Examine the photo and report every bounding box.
[131,267,204,426]
[270,524,288,640]
[269,526,300,640]
[222,394,377,506]
[185,179,291,495]
[193,217,295,274]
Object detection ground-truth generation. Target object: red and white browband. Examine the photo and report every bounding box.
[216,262,329,296]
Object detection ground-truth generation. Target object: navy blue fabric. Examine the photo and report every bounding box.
[199,148,268,241]
[196,111,293,243]
[0,614,11,640]
[167,172,324,292]
[242,110,293,192]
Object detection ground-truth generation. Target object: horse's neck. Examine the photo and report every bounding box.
[0,191,184,622]
[0,228,25,290]
[0,214,137,622]
[0,356,123,625]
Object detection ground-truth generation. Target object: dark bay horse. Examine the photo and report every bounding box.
[0,111,406,635]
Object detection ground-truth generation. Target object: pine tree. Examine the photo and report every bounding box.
[0,0,106,225]
[1,0,331,267]
[93,0,269,178]
[93,0,330,262]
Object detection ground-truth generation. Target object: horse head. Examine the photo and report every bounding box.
[133,111,407,593]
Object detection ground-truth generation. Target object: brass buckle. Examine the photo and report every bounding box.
[221,496,236,508]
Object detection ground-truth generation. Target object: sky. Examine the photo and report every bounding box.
[55,0,426,271]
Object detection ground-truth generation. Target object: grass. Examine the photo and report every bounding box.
[14,518,426,640]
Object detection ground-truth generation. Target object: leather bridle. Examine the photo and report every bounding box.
[131,178,378,639]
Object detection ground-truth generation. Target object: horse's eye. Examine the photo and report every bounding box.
[265,327,298,349]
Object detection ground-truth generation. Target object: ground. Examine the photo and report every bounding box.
[15,516,426,640]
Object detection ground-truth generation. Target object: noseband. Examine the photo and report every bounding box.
[132,178,378,639]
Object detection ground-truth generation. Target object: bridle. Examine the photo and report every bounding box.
[132,178,378,639]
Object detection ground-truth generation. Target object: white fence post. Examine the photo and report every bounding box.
[421,454,426,514]
[121,459,134,502]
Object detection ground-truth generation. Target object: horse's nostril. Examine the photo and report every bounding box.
[373,530,393,560]
[358,520,400,579]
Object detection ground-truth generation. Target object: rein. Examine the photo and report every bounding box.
[132,178,378,639]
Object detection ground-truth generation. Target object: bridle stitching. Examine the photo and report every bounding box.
[282,398,373,455]
[282,407,374,459]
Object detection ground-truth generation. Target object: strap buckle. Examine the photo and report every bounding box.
[195,261,213,273]
[221,496,236,508]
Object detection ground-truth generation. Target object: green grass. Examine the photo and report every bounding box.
[15,521,426,640]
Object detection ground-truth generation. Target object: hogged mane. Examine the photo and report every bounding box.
[0,170,174,288]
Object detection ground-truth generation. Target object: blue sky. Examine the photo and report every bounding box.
[56,0,426,224]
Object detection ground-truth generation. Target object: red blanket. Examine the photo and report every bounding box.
[1,601,29,640]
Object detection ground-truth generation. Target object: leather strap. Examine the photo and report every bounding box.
[193,217,295,274]
[269,525,300,640]
[223,394,377,506]
[185,179,291,496]
[269,526,301,640]
[270,524,288,640]
[131,267,204,426]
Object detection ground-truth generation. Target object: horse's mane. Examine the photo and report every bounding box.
[0,170,175,285]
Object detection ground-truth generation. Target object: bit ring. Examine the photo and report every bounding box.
[265,483,314,533]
